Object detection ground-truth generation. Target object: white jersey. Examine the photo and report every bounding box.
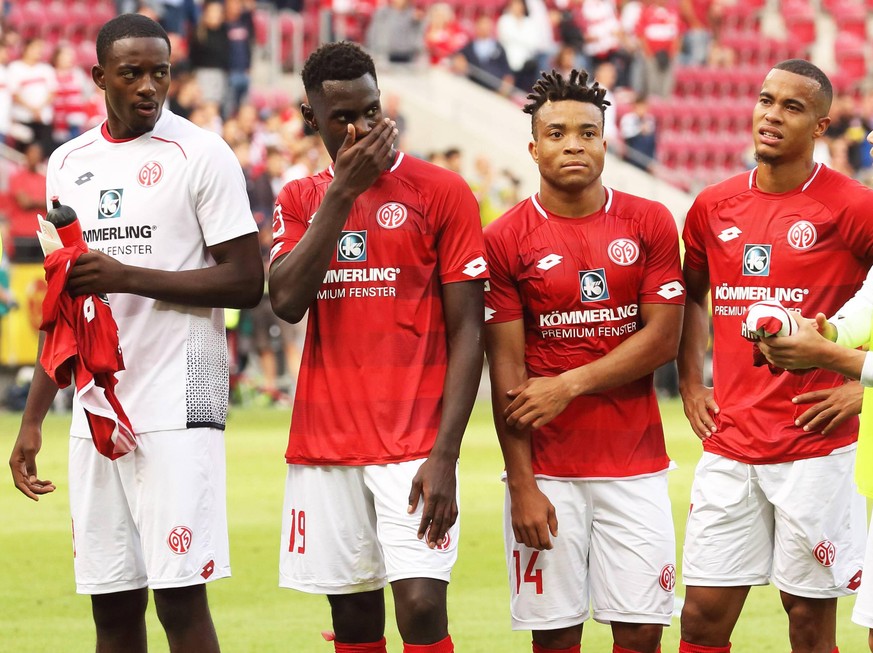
[8,60,57,124]
[46,109,257,437]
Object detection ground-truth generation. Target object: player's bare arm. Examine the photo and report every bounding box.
[409,280,484,548]
[678,264,720,440]
[485,318,558,551]
[9,336,59,501]
[66,233,263,308]
[269,119,397,323]
[505,302,684,430]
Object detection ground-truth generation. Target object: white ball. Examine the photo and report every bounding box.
[743,300,799,339]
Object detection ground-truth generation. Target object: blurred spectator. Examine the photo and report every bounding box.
[168,76,202,119]
[51,44,91,144]
[620,95,657,171]
[552,6,586,66]
[443,147,463,175]
[469,154,520,226]
[0,41,10,143]
[577,0,633,88]
[383,92,408,149]
[497,0,549,92]
[423,3,468,65]
[8,38,56,154]
[158,0,199,36]
[225,0,255,117]
[635,0,682,98]
[365,0,424,63]
[4,142,45,261]
[452,15,515,95]
[551,44,579,78]
[678,0,713,66]
[189,0,230,112]
[593,60,619,143]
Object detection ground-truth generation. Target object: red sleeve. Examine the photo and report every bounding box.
[269,180,310,265]
[483,218,523,323]
[432,174,489,283]
[639,202,685,304]
[834,181,873,264]
[682,194,709,272]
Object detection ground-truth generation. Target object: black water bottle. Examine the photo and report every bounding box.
[45,196,85,248]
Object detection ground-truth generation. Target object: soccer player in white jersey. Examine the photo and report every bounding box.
[269,42,487,653]
[484,69,685,653]
[678,59,873,653]
[8,14,263,653]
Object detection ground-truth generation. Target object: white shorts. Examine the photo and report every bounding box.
[278,459,460,594]
[504,473,675,631]
[683,449,866,598]
[852,523,873,628]
[69,429,230,595]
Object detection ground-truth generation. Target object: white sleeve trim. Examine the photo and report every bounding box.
[861,352,873,388]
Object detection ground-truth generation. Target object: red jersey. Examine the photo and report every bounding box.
[637,3,682,55]
[683,164,873,464]
[271,153,488,465]
[41,245,135,460]
[485,189,684,478]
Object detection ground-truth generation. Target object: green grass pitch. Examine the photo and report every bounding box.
[0,399,868,652]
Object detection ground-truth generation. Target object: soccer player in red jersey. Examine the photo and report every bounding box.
[678,59,873,653]
[484,69,685,653]
[269,42,487,653]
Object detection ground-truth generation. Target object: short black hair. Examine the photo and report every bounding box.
[96,13,171,66]
[772,59,833,113]
[301,41,378,96]
[523,69,610,135]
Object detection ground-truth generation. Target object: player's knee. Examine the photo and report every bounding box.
[91,588,148,632]
[680,598,720,641]
[153,585,210,634]
[393,582,448,639]
[613,622,663,652]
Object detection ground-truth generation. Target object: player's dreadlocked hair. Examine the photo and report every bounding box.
[302,41,378,95]
[96,14,170,66]
[523,69,610,135]
[772,59,833,113]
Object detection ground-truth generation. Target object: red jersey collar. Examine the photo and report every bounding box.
[749,162,823,194]
[530,187,613,220]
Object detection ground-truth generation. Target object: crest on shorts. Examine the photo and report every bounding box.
[376,202,407,229]
[659,563,676,591]
[813,539,836,567]
[607,238,639,266]
[167,525,193,555]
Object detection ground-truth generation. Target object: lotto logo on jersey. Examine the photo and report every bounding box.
[337,231,367,262]
[376,202,408,229]
[98,189,123,219]
[742,244,771,277]
[579,268,609,302]
[787,220,817,250]
[813,539,836,567]
[167,526,193,555]
[659,564,676,591]
[607,238,639,266]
